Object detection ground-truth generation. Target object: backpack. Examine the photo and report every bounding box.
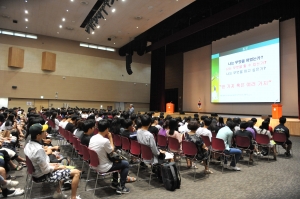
[160,162,181,191]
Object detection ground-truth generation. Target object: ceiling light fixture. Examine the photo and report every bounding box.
[25,18,28,21]
[92,31,94,34]
[66,9,69,12]
[112,8,115,12]
[97,25,100,28]
[62,18,65,21]
[59,25,62,28]
[25,10,28,14]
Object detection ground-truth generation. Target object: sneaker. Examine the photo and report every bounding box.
[7,188,24,197]
[53,191,68,199]
[116,186,130,194]
[69,195,82,199]
[110,182,119,190]
[204,169,213,174]
[227,166,241,171]
[3,180,19,188]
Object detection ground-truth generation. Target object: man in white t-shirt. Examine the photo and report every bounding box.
[88,119,130,194]
[196,118,212,141]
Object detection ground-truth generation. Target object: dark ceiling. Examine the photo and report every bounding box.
[119,0,298,57]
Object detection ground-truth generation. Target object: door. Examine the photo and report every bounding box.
[34,99,49,111]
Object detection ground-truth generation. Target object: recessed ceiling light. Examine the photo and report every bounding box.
[25,10,28,14]
[112,8,116,12]
[57,32,59,34]
[70,0,74,2]
[92,32,94,34]
[66,9,69,12]
[136,27,138,28]
[26,26,28,28]
[114,43,115,44]
[122,0,125,1]
[59,25,62,28]
[25,0,28,2]
[97,25,100,28]
[87,38,89,39]
[104,19,106,20]
[62,18,65,21]
[25,18,28,21]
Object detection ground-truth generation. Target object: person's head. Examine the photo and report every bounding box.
[187,119,199,131]
[162,120,170,130]
[194,113,199,118]
[233,118,240,126]
[260,121,269,130]
[200,115,208,121]
[123,119,133,130]
[51,112,57,120]
[251,118,257,124]
[98,119,110,135]
[168,118,178,135]
[203,118,212,127]
[86,114,95,120]
[130,104,133,108]
[264,117,270,124]
[226,120,236,131]
[30,123,48,141]
[151,117,158,125]
[82,119,96,134]
[247,120,254,128]
[7,114,15,122]
[140,114,151,127]
[279,117,286,124]
[218,117,224,124]
[239,121,248,129]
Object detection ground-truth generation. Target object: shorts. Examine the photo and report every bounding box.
[33,169,71,183]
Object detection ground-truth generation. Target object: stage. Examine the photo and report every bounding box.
[153,112,300,136]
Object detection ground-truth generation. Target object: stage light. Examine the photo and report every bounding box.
[102,8,108,15]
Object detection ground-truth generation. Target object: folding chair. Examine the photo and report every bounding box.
[182,140,200,181]
[256,134,271,161]
[80,144,90,179]
[168,137,182,169]
[85,149,120,196]
[24,156,61,199]
[211,137,235,173]
[200,135,211,166]
[273,132,292,156]
[121,136,131,155]
[112,133,122,149]
[157,135,168,149]
[235,135,253,166]
[139,144,154,185]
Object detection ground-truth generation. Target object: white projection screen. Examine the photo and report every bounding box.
[211,20,280,103]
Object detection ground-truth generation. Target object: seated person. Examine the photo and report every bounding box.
[234,121,258,162]
[257,121,277,160]
[216,120,242,171]
[65,115,78,133]
[274,117,292,157]
[120,119,135,140]
[148,117,159,136]
[196,118,212,141]
[185,120,212,174]
[158,120,169,137]
[80,119,96,146]
[137,114,168,164]
[89,119,130,194]
[166,118,183,150]
[24,123,81,199]
[73,120,84,139]
[0,167,24,197]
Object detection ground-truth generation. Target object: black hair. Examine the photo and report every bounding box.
[251,118,257,123]
[123,119,133,129]
[141,114,151,126]
[151,117,158,124]
[110,118,121,134]
[86,114,95,120]
[168,118,178,135]
[98,119,110,132]
[135,119,142,129]
[259,121,269,130]
[200,115,208,121]
[239,121,248,129]
[204,118,212,126]
[279,117,286,124]
[82,119,96,132]
[187,119,199,131]
[226,120,236,130]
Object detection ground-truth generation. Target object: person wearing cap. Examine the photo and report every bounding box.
[24,124,81,199]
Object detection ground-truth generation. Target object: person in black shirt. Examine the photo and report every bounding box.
[148,117,159,135]
[274,117,292,157]
[65,115,78,133]
[120,119,135,139]
[80,119,96,147]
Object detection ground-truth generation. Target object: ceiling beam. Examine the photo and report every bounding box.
[146,0,273,52]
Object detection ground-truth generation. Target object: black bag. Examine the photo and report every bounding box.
[107,152,127,163]
[261,147,269,156]
[152,163,162,182]
[160,162,181,191]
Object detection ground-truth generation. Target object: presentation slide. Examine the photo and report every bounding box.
[211,38,280,103]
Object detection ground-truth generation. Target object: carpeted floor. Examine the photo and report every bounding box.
[10,136,300,199]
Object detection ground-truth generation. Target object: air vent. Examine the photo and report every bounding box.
[134,16,143,20]
[65,27,74,31]
[81,1,89,5]
[1,14,10,18]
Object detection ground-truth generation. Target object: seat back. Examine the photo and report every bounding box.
[235,135,250,148]
[88,148,99,168]
[168,137,180,152]
[201,135,211,147]
[81,144,90,161]
[141,144,153,161]
[121,136,131,151]
[130,140,141,156]
[25,156,35,175]
[113,133,122,147]
[211,137,225,151]
[157,135,168,147]
[182,140,197,156]
[256,134,270,145]
[211,131,217,138]
[273,132,286,143]
[93,127,98,135]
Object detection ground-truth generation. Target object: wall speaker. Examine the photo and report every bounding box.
[12,86,17,89]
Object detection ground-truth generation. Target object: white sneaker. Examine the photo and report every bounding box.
[53,191,68,199]
[7,188,24,197]
[70,195,82,199]
[228,166,241,171]
[3,180,19,188]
